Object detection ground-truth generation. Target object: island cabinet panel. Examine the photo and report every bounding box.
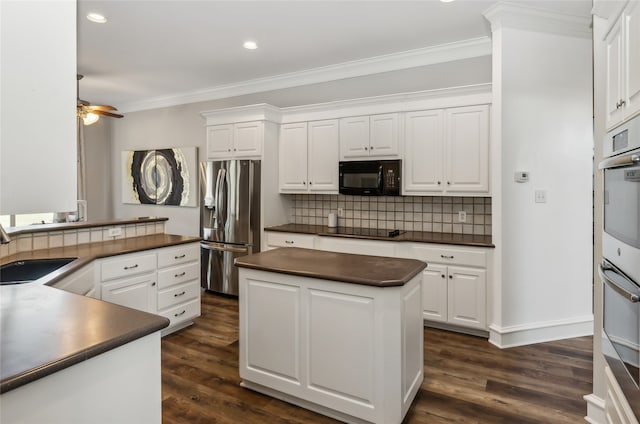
[239,267,423,424]
[245,280,301,387]
[307,290,375,407]
[421,263,448,323]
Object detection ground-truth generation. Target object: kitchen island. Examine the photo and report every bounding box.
[235,247,426,424]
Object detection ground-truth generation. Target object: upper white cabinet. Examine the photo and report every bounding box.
[340,113,399,160]
[206,121,263,159]
[0,1,77,214]
[404,105,490,196]
[606,1,640,129]
[279,120,339,194]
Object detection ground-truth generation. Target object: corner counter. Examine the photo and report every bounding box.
[236,248,425,424]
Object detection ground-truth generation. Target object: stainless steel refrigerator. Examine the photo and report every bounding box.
[200,160,260,295]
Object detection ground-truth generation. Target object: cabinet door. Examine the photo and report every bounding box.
[206,124,234,159]
[421,264,448,322]
[308,120,339,192]
[234,121,263,157]
[403,110,444,194]
[279,122,308,192]
[369,113,399,157]
[624,1,640,120]
[339,116,370,159]
[606,21,624,129]
[102,273,157,314]
[445,105,489,194]
[447,266,486,330]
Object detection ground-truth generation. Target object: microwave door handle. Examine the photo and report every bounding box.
[599,263,640,302]
[378,165,383,191]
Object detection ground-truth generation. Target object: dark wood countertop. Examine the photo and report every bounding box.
[235,247,426,287]
[5,216,169,237]
[0,284,169,394]
[0,233,201,394]
[265,224,494,248]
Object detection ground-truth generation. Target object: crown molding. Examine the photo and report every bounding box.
[483,1,592,39]
[119,37,491,114]
[197,84,492,126]
[200,103,282,126]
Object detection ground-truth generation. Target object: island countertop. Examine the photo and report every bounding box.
[235,247,426,287]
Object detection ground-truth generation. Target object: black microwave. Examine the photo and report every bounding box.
[339,160,401,196]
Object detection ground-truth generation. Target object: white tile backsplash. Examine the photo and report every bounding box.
[288,194,492,236]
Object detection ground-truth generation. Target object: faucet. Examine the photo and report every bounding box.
[0,223,11,244]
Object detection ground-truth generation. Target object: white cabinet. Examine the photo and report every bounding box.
[96,242,201,335]
[339,113,399,160]
[265,231,315,250]
[0,1,77,215]
[279,120,339,194]
[206,121,263,159]
[408,243,488,331]
[155,243,201,334]
[605,366,639,424]
[403,105,490,195]
[50,263,98,298]
[606,1,640,129]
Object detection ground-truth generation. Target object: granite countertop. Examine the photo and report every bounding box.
[265,223,494,248]
[235,247,426,287]
[0,233,201,394]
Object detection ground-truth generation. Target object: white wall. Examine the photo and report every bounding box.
[100,56,491,236]
[491,27,593,346]
[84,119,113,221]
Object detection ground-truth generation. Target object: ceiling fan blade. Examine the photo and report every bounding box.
[92,110,124,118]
[87,105,118,111]
[78,99,90,106]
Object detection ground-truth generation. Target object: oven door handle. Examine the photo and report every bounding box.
[599,151,640,169]
[599,263,640,303]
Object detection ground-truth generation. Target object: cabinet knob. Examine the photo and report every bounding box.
[370,146,374,150]
[364,146,368,150]
[447,181,451,185]
[437,181,441,185]
[441,274,445,278]
[449,275,453,279]
[234,148,237,151]
[303,181,306,185]
[309,181,313,185]
[228,149,231,152]
[151,282,156,286]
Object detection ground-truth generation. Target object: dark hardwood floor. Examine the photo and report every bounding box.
[161,292,593,423]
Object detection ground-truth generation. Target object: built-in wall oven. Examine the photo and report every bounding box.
[599,114,640,417]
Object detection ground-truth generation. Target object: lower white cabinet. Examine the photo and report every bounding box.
[408,243,487,331]
[605,366,639,424]
[316,235,397,257]
[96,242,201,335]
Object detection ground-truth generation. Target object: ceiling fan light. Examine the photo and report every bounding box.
[83,112,100,126]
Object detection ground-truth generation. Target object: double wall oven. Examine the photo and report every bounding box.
[599,114,640,416]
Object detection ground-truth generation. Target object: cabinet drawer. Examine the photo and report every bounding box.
[101,252,156,281]
[158,280,200,310]
[158,298,201,328]
[408,244,486,268]
[157,262,199,289]
[157,243,199,268]
[266,232,315,249]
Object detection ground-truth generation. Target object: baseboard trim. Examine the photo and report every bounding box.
[584,393,605,424]
[488,315,594,348]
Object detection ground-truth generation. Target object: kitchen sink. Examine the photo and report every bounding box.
[0,258,76,285]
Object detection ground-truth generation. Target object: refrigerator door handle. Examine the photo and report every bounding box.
[201,241,249,254]
[204,162,215,208]
[213,168,226,229]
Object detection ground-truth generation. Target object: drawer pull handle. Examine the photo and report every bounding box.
[440,255,454,259]
[174,254,186,259]
[175,271,186,278]
[174,291,186,297]
[174,310,186,317]
[285,240,294,244]
[124,264,139,270]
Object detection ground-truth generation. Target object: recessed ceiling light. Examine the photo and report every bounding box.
[440,0,455,2]
[86,12,107,23]
[243,41,258,50]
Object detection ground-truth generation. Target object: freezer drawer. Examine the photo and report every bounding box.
[201,242,251,295]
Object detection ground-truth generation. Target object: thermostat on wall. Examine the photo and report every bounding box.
[514,171,529,183]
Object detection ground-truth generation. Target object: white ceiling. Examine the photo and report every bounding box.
[77,0,592,112]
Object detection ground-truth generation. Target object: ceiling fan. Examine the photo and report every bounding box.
[76,74,123,125]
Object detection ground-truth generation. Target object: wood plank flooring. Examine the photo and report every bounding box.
[161,293,593,423]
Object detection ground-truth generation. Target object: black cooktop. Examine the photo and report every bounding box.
[330,227,404,238]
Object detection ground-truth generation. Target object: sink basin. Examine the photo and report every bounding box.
[0,258,76,285]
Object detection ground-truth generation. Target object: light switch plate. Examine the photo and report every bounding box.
[535,190,547,203]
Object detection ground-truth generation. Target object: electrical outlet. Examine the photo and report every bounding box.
[458,211,467,223]
[535,190,547,203]
[108,227,122,237]
[337,207,344,217]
